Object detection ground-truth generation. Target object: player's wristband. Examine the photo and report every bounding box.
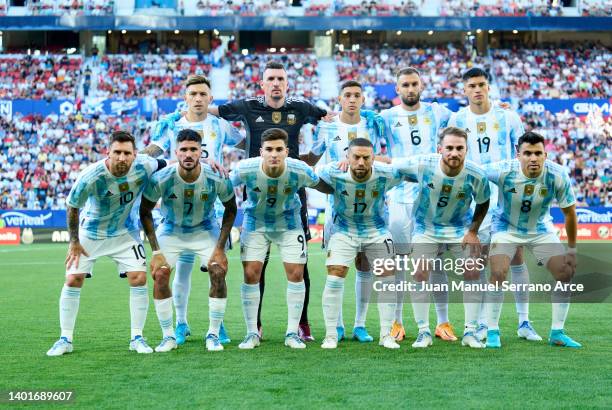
[152,250,163,256]
[567,247,577,255]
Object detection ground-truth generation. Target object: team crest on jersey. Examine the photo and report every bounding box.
[272,112,282,124]
[408,115,418,126]
[423,117,432,125]
[184,189,194,198]
[287,113,296,125]
[200,192,209,201]
[372,190,379,198]
[268,186,278,194]
[119,182,130,192]
[348,131,357,141]
[493,122,500,131]
[477,122,486,133]
[442,184,452,194]
[456,191,466,199]
[284,186,293,194]
[355,190,365,198]
[209,131,217,140]
[524,185,535,196]
[539,187,548,197]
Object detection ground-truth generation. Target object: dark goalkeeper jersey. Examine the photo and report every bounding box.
[218,96,327,159]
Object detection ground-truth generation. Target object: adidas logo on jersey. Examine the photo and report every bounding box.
[333,136,341,141]
[256,116,264,122]
[506,187,517,193]
[253,187,261,192]
[104,190,113,197]
[395,121,402,127]
[341,190,349,196]
[168,193,178,199]
[427,183,435,189]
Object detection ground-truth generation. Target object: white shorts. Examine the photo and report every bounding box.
[489,231,566,267]
[240,229,307,264]
[66,231,146,276]
[326,231,395,269]
[387,201,414,255]
[477,213,492,245]
[158,228,219,269]
[410,233,471,262]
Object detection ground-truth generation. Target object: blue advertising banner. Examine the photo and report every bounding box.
[550,207,612,224]
[1,97,608,118]
[0,210,67,228]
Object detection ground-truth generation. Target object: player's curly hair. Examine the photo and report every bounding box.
[176,129,202,144]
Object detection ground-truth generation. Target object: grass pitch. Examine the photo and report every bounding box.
[1,243,611,409]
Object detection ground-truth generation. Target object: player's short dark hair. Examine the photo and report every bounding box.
[348,137,374,150]
[261,128,288,146]
[110,131,136,149]
[439,127,468,144]
[340,80,362,91]
[462,67,490,82]
[176,129,202,144]
[517,131,545,149]
[264,61,286,72]
[396,67,421,80]
[185,75,211,89]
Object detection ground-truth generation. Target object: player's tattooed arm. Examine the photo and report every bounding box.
[139,198,160,252]
[142,144,164,158]
[312,179,334,194]
[469,200,490,233]
[65,207,89,270]
[208,196,237,276]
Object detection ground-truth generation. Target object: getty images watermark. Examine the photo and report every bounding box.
[361,243,612,303]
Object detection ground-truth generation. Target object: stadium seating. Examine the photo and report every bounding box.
[491,46,611,98]
[27,0,114,15]
[0,54,82,99]
[229,52,320,100]
[94,54,212,98]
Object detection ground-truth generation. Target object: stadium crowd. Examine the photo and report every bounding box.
[0,55,82,100]
[93,54,212,99]
[28,0,114,15]
[228,52,320,100]
[491,45,611,99]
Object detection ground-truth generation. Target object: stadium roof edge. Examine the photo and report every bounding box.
[0,16,610,31]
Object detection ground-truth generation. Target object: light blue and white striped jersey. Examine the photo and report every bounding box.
[151,115,242,162]
[311,116,380,164]
[484,159,576,235]
[379,102,452,203]
[143,163,235,236]
[393,154,490,240]
[317,162,403,238]
[67,155,161,240]
[448,104,524,166]
[230,157,319,232]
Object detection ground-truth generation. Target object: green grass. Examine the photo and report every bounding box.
[1,243,611,409]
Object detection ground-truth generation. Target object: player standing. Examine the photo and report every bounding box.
[211,61,331,340]
[448,67,540,342]
[392,127,490,348]
[140,129,237,352]
[378,67,454,342]
[316,138,405,350]
[143,75,242,345]
[47,131,166,356]
[302,80,385,343]
[483,132,580,348]
[229,129,333,349]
